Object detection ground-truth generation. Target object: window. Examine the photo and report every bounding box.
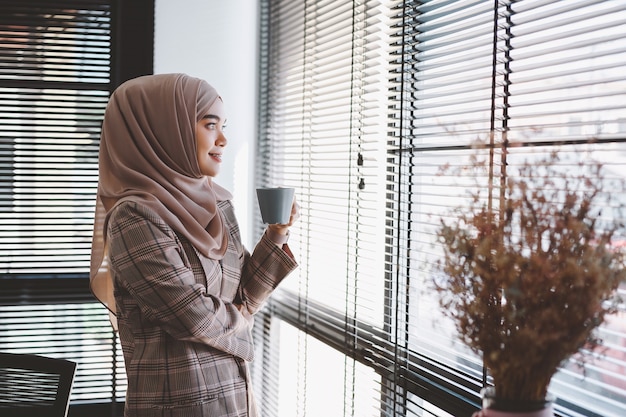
[0,2,108,275]
[0,2,153,414]
[255,1,626,416]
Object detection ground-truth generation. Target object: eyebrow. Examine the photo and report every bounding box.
[200,115,227,125]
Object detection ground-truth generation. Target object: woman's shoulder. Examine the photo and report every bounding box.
[108,200,173,235]
[110,199,160,219]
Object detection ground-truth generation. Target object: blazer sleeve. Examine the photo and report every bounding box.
[238,230,298,314]
[107,201,255,361]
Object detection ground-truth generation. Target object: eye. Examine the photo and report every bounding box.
[205,122,218,130]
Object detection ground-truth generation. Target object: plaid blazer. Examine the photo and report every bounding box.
[108,200,298,417]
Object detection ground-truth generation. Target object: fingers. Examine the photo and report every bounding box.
[289,198,300,226]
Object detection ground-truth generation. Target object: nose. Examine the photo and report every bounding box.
[217,130,227,147]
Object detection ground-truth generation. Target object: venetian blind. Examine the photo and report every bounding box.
[497,2,626,415]
[255,0,472,415]
[0,2,126,413]
[256,0,626,416]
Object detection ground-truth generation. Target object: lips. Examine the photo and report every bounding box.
[209,153,222,162]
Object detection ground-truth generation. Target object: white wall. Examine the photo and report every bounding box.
[154,0,259,246]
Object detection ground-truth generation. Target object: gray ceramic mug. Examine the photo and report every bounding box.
[256,187,295,224]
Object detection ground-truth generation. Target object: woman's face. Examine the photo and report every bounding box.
[195,98,227,177]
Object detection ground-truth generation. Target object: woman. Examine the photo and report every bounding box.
[90,73,298,417]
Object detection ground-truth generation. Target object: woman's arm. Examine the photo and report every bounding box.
[237,229,298,315]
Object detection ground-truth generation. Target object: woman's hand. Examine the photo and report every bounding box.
[267,195,300,236]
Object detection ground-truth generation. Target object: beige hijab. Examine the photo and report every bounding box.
[90,73,232,327]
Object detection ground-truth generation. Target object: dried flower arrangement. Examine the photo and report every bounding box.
[433,150,626,404]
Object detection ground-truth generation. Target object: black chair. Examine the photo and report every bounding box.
[0,352,77,417]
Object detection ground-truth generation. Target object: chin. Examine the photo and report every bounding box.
[200,166,220,177]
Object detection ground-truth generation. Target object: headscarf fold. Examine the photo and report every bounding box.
[89,73,232,328]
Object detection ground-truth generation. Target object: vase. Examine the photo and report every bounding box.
[478,387,554,417]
